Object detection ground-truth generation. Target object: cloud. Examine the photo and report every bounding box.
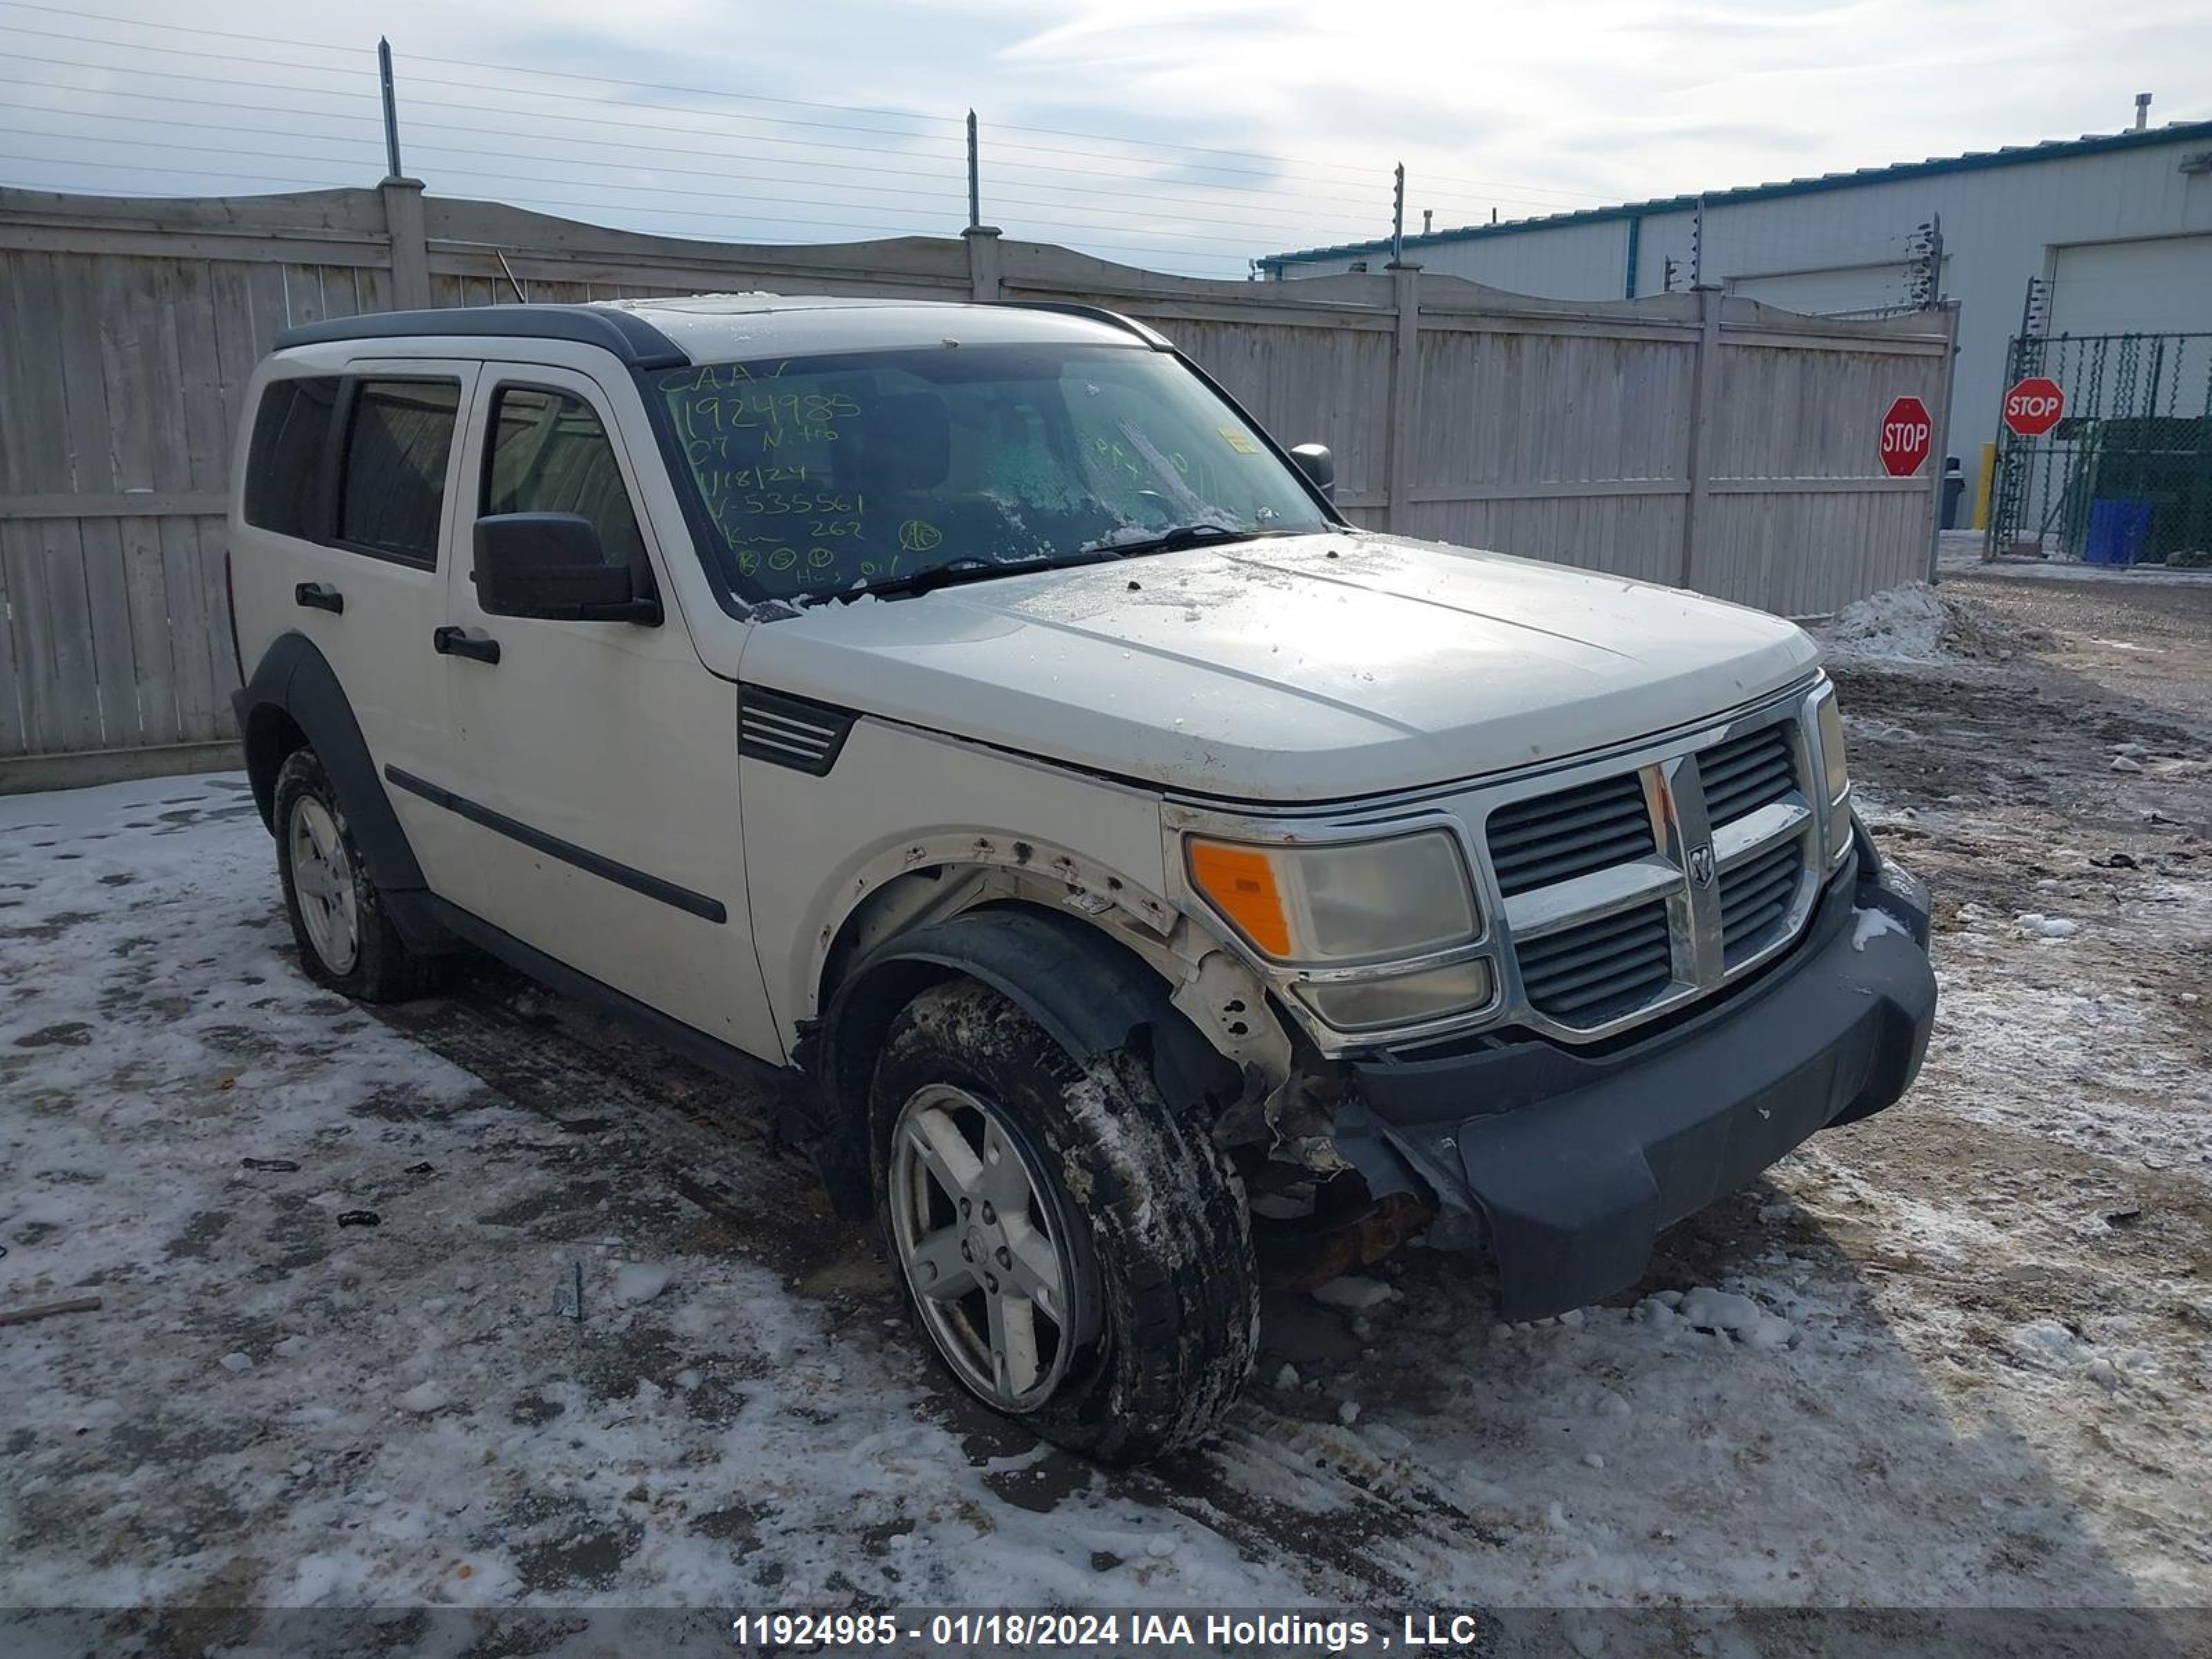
[1,0,2204,275]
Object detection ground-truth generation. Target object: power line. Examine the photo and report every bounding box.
[0,2,1609,207]
[5,51,1409,218]
[0,100,1390,243]
[0,12,1465,268]
[22,97,1371,231]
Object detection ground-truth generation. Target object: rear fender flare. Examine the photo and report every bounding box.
[234,631,446,948]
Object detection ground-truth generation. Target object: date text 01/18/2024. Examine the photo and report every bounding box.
[729,1611,1487,1651]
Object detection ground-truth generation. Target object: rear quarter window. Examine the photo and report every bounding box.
[243,376,341,538]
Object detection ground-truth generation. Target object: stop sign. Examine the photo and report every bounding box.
[1879,395,1933,478]
[2003,376,2065,437]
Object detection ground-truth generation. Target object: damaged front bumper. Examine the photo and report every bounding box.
[1332,827,1936,1320]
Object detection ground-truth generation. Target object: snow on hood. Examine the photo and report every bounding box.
[737,531,1819,802]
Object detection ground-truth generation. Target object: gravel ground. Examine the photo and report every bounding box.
[3,573,2208,1656]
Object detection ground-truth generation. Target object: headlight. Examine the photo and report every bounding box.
[1185,830,1479,965]
[1815,689,1850,805]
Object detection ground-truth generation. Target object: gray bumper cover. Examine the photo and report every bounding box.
[1342,838,1936,1320]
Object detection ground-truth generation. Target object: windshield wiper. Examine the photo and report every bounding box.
[1076,523,1286,561]
[802,551,1118,605]
[795,524,1288,606]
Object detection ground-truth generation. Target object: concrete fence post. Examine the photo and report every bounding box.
[964,223,1004,303]
[1679,283,1725,591]
[1385,261,1422,534]
[379,177,432,311]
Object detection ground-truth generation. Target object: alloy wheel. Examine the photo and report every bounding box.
[288,796,361,975]
[888,1082,1080,1412]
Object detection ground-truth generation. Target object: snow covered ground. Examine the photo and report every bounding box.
[3,574,2209,1654]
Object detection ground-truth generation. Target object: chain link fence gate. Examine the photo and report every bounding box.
[1987,327,2212,568]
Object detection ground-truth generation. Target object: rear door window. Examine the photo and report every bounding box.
[337,379,460,565]
[243,375,341,538]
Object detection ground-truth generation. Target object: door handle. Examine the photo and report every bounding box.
[433,625,501,665]
[294,581,344,615]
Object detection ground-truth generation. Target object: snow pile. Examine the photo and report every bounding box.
[1817,583,1958,664]
[1311,1275,1396,1311]
[0,775,1306,1618]
[611,1263,673,1306]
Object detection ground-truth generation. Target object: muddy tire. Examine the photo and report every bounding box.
[870,979,1257,1464]
[273,748,441,1003]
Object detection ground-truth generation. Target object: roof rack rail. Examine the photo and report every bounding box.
[990,300,1172,350]
[274,303,688,369]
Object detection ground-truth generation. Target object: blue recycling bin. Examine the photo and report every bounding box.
[2084,498,2153,566]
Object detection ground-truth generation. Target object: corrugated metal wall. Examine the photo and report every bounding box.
[0,183,1954,777]
[1276,127,2212,516]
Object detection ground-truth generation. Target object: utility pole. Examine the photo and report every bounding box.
[377,37,403,180]
[1422,208,1432,236]
[1690,194,1706,287]
[966,110,981,231]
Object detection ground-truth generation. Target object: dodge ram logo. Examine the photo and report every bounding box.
[1689,843,1716,888]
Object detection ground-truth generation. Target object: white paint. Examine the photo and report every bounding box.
[747,529,1818,803]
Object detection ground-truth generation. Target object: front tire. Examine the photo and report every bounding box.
[273,748,439,1002]
[870,979,1257,1463]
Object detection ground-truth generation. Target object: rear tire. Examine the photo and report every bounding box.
[273,748,441,1003]
[870,978,1257,1464]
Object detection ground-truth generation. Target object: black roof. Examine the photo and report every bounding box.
[274,303,688,368]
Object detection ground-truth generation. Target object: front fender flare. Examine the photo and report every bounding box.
[800,906,1241,1219]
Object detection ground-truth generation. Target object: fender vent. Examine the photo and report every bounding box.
[740,687,855,776]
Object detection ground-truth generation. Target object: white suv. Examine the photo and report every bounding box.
[228,295,1936,1463]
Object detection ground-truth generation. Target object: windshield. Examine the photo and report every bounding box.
[653,341,1332,601]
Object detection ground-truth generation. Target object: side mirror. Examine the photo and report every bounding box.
[1290,442,1335,503]
[474,513,659,624]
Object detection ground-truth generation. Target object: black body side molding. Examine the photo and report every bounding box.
[384,767,727,924]
[233,632,447,950]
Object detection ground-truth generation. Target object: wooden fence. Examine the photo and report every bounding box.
[0,181,1958,785]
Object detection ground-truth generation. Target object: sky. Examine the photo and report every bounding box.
[2,0,2207,277]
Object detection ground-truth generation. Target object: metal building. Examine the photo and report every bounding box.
[1262,118,2212,529]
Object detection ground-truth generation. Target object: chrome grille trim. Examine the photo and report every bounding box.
[1163,675,1850,1055]
[1472,697,1824,1040]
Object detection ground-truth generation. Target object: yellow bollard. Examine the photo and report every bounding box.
[1972,441,1996,530]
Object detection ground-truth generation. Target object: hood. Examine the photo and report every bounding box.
[734,532,1820,803]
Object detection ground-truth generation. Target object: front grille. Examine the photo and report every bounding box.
[1519,900,1674,1021]
[1485,771,1653,897]
[1697,722,1797,825]
[1718,839,1803,965]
